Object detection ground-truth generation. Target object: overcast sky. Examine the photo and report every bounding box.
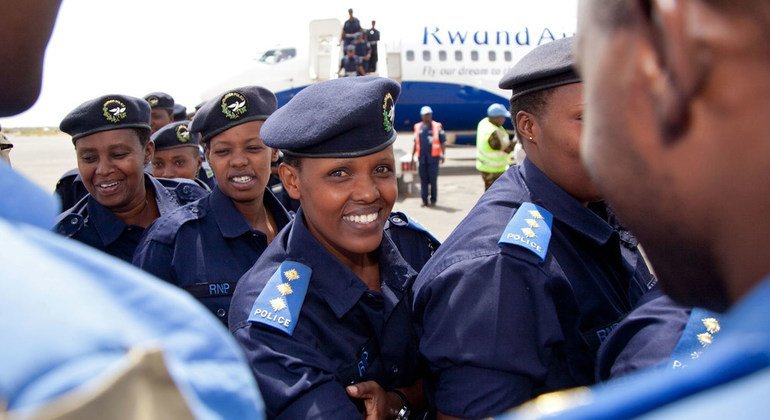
[0,0,576,128]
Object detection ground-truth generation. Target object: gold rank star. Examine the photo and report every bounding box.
[270,297,287,311]
[284,269,300,281]
[702,317,720,334]
[697,332,713,347]
[528,209,544,220]
[525,218,540,228]
[521,227,537,238]
[277,282,293,296]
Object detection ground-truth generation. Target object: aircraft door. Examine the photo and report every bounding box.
[309,19,342,81]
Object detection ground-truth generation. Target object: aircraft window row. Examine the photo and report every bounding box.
[405,50,514,62]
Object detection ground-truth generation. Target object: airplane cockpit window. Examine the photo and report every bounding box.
[489,51,497,61]
[471,51,479,61]
[406,50,415,61]
[455,50,463,61]
[257,48,297,64]
[504,51,513,62]
[422,50,431,61]
[439,51,447,61]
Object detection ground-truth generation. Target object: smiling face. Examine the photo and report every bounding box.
[206,120,276,204]
[75,128,152,212]
[151,146,201,180]
[280,146,397,262]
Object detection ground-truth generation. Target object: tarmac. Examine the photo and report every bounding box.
[6,133,486,242]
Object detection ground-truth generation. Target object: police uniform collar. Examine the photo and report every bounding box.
[285,207,413,319]
[87,174,180,245]
[211,186,289,239]
[520,159,614,245]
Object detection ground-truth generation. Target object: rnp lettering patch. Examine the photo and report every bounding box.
[248,261,311,335]
[498,202,553,261]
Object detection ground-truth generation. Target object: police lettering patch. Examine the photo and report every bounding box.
[382,92,394,132]
[102,99,127,123]
[498,202,553,261]
[221,91,248,120]
[248,261,311,335]
[175,123,190,143]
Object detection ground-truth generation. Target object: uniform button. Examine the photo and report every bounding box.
[216,308,226,318]
[392,216,403,224]
[190,207,198,213]
[364,292,376,300]
[70,218,78,225]
[182,186,191,193]
[391,365,399,374]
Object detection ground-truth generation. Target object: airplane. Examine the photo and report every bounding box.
[200,14,576,192]
[200,17,576,138]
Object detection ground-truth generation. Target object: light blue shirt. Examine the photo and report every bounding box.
[0,162,264,419]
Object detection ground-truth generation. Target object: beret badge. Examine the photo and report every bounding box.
[382,92,395,132]
[176,123,190,143]
[102,99,127,123]
[221,92,248,120]
[146,96,159,107]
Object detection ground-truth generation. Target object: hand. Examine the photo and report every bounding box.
[346,381,401,420]
[440,154,445,164]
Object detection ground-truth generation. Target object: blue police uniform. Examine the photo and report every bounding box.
[0,161,265,418]
[134,85,287,324]
[342,16,361,46]
[341,53,363,76]
[229,76,440,418]
[133,186,291,324]
[411,158,657,418]
[229,207,437,418]
[504,279,770,419]
[55,173,207,262]
[54,94,209,263]
[595,291,691,380]
[54,167,88,211]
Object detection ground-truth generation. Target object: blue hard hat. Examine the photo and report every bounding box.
[487,103,511,118]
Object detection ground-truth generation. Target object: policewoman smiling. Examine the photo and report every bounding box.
[54,94,208,262]
[229,77,439,419]
[133,86,291,324]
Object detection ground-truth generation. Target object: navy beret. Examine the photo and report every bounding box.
[190,86,277,143]
[144,92,175,110]
[151,120,198,150]
[60,94,151,143]
[173,103,187,121]
[498,37,580,101]
[261,76,399,158]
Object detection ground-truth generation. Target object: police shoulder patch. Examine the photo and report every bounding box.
[498,202,553,261]
[248,260,312,335]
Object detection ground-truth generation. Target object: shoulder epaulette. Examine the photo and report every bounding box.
[248,260,312,335]
[388,212,441,247]
[54,197,89,237]
[498,202,553,261]
[150,204,205,245]
[157,177,208,202]
[668,308,721,369]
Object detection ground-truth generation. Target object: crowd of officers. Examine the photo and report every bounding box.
[4,1,770,419]
[11,38,693,419]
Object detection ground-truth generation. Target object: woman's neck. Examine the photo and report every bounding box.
[234,197,277,243]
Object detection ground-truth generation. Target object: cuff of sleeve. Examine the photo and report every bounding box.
[434,365,533,418]
[277,381,360,420]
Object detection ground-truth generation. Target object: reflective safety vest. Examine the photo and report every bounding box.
[414,121,443,157]
[476,117,511,173]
